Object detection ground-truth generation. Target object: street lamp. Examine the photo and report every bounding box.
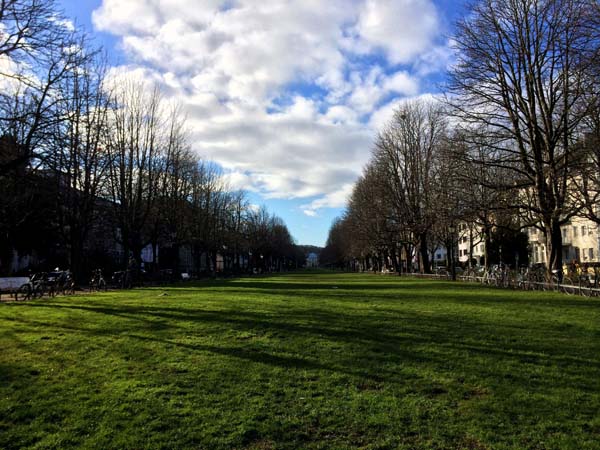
[448,224,457,281]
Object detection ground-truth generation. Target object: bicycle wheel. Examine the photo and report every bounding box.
[581,284,592,297]
[561,277,574,295]
[15,284,31,301]
[33,284,45,298]
[563,285,577,295]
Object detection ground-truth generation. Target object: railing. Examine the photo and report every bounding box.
[393,271,600,297]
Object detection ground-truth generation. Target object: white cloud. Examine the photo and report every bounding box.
[345,67,419,115]
[414,41,456,76]
[248,203,261,213]
[301,183,355,217]
[369,92,441,131]
[92,0,162,35]
[49,16,76,32]
[0,55,23,93]
[355,0,439,64]
[92,0,447,215]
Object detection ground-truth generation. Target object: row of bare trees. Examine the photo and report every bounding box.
[0,0,302,279]
[321,100,464,273]
[323,0,600,279]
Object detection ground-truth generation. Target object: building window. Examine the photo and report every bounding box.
[590,248,594,260]
[582,226,586,236]
[562,228,567,238]
[573,226,577,237]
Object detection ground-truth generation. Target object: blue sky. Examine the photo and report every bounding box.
[58,0,460,246]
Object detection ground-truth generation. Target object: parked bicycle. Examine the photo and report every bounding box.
[14,273,48,300]
[111,270,132,289]
[47,270,75,296]
[463,266,485,280]
[89,269,107,291]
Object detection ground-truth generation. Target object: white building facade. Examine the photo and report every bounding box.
[457,223,486,265]
[528,218,600,265]
[306,252,319,268]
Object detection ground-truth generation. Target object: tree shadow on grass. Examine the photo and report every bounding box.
[5,311,441,386]
[12,299,600,390]
[164,284,600,314]
[151,276,600,310]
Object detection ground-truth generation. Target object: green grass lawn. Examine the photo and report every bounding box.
[1,271,599,449]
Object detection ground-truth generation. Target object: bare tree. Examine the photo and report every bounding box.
[224,190,250,273]
[448,129,523,268]
[0,2,91,274]
[321,217,349,269]
[0,0,61,58]
[374,100,447,273]
[46,47,112,280]
[573,5,600,224]
[344,164,402,272]
[106,81,165,269]
[244,207,297,272]
[0,1,82,175]
[148,104,195,273]
[576,107,600,224]
[188,161,228,273]
[448,0,598,279]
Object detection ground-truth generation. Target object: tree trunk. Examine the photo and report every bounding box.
[545,219,563,281]
[211,251,217,276]
[390,246,400,275]
[403,243,411,273]
[419,232,430,274]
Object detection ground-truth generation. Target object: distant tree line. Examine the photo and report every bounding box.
[322,0,600,280]
[0,0,304,280]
